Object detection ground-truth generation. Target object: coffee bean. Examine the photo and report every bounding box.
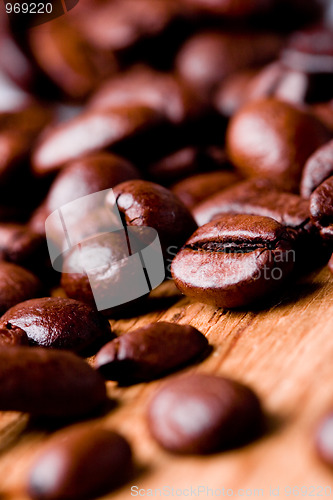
[0,325,28,346]
[1,297,113,352]
[110,180,197,257]
[312,101,333,133]
[301,140,333,198]
[0,262,43,315]
[193,178,312,232]
[226,98,330,192]
[176,32,283,101]
[28,18,118,101]
[61,231,149,315]
[31,152,139,243]
[214,69,258,118]
[316,413,333,467]
[147,373,262,454]
[0,347,106,416]
[0,223,47,271]
[88,65,199,126]
[27,425,132,500]
[310,175,333,240]
[32,105,163,175]
[95,321,209,382]
[171,214,295,308]
[171,170,241,209]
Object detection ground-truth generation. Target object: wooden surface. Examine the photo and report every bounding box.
[1,268,333,499]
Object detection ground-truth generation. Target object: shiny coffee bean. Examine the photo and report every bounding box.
[61,231,150,315]
[148,146,230,185]
[89,65,199,126]
[110,180,197,256]
[301,140,333,198]
[310,175,333,240]
[0,223,47,271]
[316,413,333,468]
[28,18,117,101]
[28,425,132,500]
[193,178,312,232]
[0,325,28,346]
[95,321,208,382]
[0,347,106,416]
[226,99,330,192]
[148,373,263,454]
[31,152,139,244]
[171,214,295,308]
[0,262,43,315]
[176,32,283,101]
[32,105,163,175]
[171,170,241,209]
[1,297,113,352]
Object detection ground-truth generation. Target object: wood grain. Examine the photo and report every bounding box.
[1,269,333,499]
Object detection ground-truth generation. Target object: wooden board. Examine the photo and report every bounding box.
[1,268,333,499]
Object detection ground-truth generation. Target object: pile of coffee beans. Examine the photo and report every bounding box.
[1,0,333,496]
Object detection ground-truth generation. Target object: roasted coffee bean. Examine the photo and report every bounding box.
[171,171,241,209]
[193,178,312,231]
[28,18,117,101]
[226,99,330,192]
[301,140,333,198]
[0,325,28,346]
[61,231,150,315]
[180,0,271,18]
[0,262,43,315]
[175,32,283,102]
[88,65,199,126]
[148,147,230,185]
[312,101,333,133]
[27,425,132,500]
[31,152,139,244]
[0,347,106,416]
[147,373,262,454]
[32,105,163,175]
[310,175,333,240]
[110,180,197,256]
[171,214,295,308]
[1,297,113,352]
[0,223,47,271]
[95,321,208,382]
[214,69,258,118]
[316,413,333,468]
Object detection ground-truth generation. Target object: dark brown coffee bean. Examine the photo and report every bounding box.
[148,147,230,185]
[0,223,47,271]
[95,321,208,382]
[1,297,113,352]
[301,140,333,198]
[0,262,43,315]
[28,18,118,101]
[89,66,199,125]
[0,325,29,346]
[61,231,150,315]
[316,413,333,468]
[27,425,132,500]
[31,152,139,246]
[148,373,263,454]
[310,175,333,240]
[171,214,295,308]
[32,105,163,175]
[175,31,283,101]
[226,98,330,192]
[312,101,333,133]
[0,347,106,416]
[110,180,197,256]
[171,170,241,209]
[193,178,312,231]
[180,0,270,18]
